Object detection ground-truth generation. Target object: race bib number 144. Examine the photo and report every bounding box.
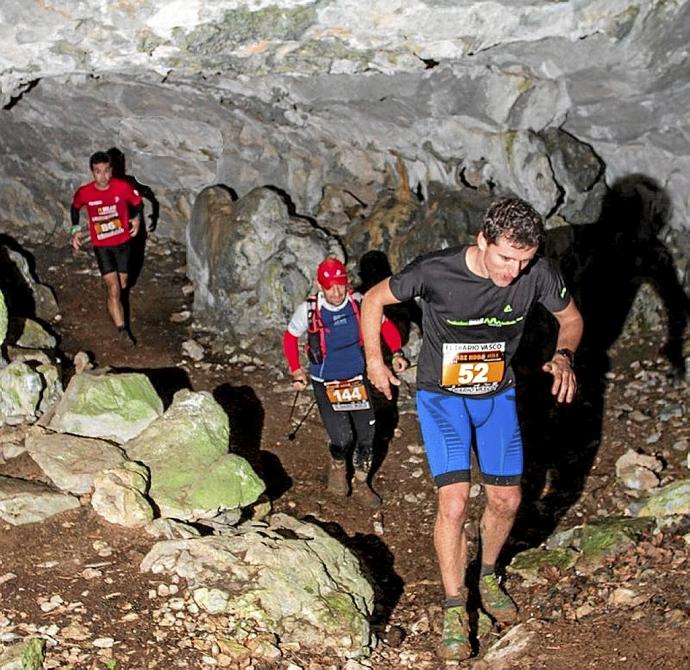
[441,342,506,395]
[325,375,370,411]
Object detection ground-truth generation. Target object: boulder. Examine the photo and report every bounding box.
[91,462,154,528]
[0,246,59,322]
[48,371,163,444]
[0,362,42,425]
[125,389,264,521]
[187,185,341,354]
[6,317,56,349]
[141,513,374,657]
[0,475,79,525]
[25,427,127,495]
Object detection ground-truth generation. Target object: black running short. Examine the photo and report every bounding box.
[93,241,131,275]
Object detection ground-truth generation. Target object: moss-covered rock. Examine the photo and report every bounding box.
[48,371,163,443]
[126,389,264,520]
[7,316,56,349]
[0,636,46,669]
[576,518,652,572]
[508,546,578,583]
[629,479,690,518]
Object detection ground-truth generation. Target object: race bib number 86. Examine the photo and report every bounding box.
[441,342,506,395]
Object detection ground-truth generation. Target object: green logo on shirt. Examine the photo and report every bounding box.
[447,316,524,328]
[503,304,513,313]
[560,287,567,299]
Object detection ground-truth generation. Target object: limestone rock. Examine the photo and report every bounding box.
[628,479,690,518]
[125,389,264,521]
[6,317,56,350]
[481,623,537,668]
[141,513,374,657]
[2,348,63,415]
[91,462,154,528]
[0,362,42,425]
[615,449,663,488]
[0,246,59,322]
[0,1,688,263]
[617,465,660,491]
[145,518,201,540]
[48,371,163,444]
[187,185,340,354]
[35,362,63,413]
[25,427,127,495]
[0,475,79,525]
[0,637,45,670]
[181,339,204,361]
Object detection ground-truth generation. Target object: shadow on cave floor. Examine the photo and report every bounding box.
[304,515,404,635]
[213,382,292,500]
[507,173,689,557]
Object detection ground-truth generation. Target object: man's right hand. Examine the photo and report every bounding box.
[291,369,308,391]
[367,359,401,400]
[71,231,83,251]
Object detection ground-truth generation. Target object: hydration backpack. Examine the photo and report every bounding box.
[305,292,363,365]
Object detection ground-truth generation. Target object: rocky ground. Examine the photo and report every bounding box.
[1,233,689,669]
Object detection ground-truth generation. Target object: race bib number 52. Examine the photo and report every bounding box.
[441,342,506,395]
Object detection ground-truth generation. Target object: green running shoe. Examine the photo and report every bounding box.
[479,573,518,624]
[438,605,472,661]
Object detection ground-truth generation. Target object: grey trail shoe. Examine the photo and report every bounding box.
[351,470,382,509]
[479,573,518,624]
[438,604,472,661]
[326,458,349,496]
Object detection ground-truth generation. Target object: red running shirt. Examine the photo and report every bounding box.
[72,178,143,247]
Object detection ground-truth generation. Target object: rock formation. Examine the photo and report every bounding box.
[0,0,687,277]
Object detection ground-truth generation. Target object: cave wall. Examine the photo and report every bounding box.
[0,0,688,280]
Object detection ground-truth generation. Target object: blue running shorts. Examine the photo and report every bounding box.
[416,387,523,487]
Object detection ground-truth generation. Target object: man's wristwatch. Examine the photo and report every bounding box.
[555,348,575,366]
[392,350,405,359]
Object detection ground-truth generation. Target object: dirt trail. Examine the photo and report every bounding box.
[0,236,688,669]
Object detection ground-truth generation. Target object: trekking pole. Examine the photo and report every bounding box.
[288,390,300,424]
[287,400,317,441]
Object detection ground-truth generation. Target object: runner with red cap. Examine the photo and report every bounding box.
[283,257,409,507]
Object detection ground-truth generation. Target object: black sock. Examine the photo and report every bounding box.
[480,563,495,578]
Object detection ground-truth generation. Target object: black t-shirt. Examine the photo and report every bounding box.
[390,245,571,397]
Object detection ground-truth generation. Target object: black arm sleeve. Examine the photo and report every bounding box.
[70,205,81,229]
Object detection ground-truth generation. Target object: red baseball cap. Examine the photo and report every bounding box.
[317,258,348,289]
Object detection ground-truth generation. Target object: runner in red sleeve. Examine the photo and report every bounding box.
[283,258,409,508]
[70,151,143,344]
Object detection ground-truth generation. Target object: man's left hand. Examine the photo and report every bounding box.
[542,356,577,403]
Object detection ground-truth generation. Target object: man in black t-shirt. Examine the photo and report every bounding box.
[362,198,583,661]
